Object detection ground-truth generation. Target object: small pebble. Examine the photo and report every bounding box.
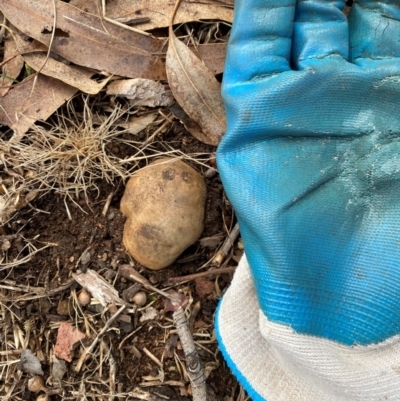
[204,168,217,179]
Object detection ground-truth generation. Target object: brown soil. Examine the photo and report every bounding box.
[0,127,242,400]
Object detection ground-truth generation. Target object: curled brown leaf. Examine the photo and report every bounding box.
[166,30,226,146]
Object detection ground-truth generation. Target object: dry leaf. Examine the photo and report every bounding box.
[105,0,233,31]
[166,32,226,146]
[23,53,110,95]
[0,74,78,141]
[54,322,86,363]
[170,103,215,145]
[117,113,158,135]
[0,34,28,96]
[107,79,174,107]
[39,0,228,76]
[1,0,168,80]
[195,43,227,75]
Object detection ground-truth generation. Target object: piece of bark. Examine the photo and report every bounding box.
[107,79,174,107]
[72,268,124,307]
[173,306,207,401]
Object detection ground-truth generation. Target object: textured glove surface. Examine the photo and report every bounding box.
[217,0,400,345]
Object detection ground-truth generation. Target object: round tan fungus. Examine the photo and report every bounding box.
[120,158,206,270]
[132,291,147,306]
[77,289,91,306]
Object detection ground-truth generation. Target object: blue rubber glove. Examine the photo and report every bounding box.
[216,1,400,400]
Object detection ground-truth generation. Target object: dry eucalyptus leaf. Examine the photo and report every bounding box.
[107,79,174,107]
[105,0,233,31]
[117,113,158,135]
[166,32,226,146]
[0,33,28,97]
[121,158,207,270]
[22,53,110,95]
[64,0,227,75]
[170,103,215,145]
[195,43,227,75]
[18,349,44,376]
[0,74,78,141]
[1,0,167,80]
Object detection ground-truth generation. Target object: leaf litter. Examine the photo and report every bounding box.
[166,1,226,145]
[0,0,249,400]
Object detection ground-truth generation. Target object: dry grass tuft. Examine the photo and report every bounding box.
[1,98,140,216]
[0,96,212,223]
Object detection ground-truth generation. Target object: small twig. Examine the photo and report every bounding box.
[213,223,240,266]
[101,340,117,401]
[141,116,172,148]
[173,306,207,400]
[118,324,145,350]
[102,189,116,217]
[74,304,126,372]
[119,264,207,400]
[118,265,176,301]
[166,266,236,285]
[143,347,163,369]
[189,301,201,334]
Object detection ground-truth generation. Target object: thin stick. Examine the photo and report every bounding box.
[143,347,163,369]
[173,306,207,400]
[101,340,116,401]
[102,189,116,217]
[213,223,240,266]
[74,304,126,372]
[189,301,201,334]
[118,265,176,301]
[141,117,172,148]
[119,264,207,400]
[166,266,236,285]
